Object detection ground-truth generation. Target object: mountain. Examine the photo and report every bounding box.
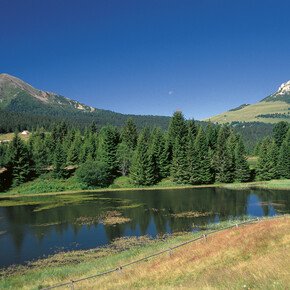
[0,73,170,131]
[202,81,290,124]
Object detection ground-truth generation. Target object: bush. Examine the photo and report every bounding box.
[74,160,111,188]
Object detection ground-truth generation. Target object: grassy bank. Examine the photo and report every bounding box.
[1,176,289,198]
[0,216,289,289]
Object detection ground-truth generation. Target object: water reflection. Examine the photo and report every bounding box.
[0,187,289,268]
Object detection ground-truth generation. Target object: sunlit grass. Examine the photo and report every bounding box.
[0,217,289,289]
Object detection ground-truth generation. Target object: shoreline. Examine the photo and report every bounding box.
[0,179,289,199]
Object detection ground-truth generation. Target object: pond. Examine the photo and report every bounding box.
[0,187,289,268]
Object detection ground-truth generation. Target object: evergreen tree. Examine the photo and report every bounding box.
[187,131,200,185]
[194,126,213,184]
[277,129,290,178]
[234,136,251,182]
[148,127,166,182]
[268,140,280,179]
[90,120,97,135]
[205,121,217,151]
[256,137,272,180]
[187,119,197,139]
[52,142,67,178]
[66,131,82,165]
[167,111,188,162]
[214,126,234,183]
[122,118,138,150]
[159,136,171,178]
[6,134,34,186]
[32,136,49,174]
[130,127,155,185]
[273,121,289,148]
[99,125,120,181]
[117,141,134,176]
[171,137,188,183]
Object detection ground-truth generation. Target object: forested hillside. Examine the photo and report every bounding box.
[0,112,288,193]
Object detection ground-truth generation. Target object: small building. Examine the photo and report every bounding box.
[21,130,30,135]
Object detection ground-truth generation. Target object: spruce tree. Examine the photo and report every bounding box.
[187,131,200,185]
[273,121,289,148]
[171,137,188,183]
[194,126,213,184]
[205,121,217,151]
[99,126,120,181]
[122,118,138,150]
[277,129,290,178]
[130,127,155,185]
[214,126,234,183]
[7,134,34,186]
[234,136,251,182]
[52,142,67,178]
[256,137,272,180]
[167,111,188,162]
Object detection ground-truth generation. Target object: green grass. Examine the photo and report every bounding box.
[0,132,30,143]
[224,179,290,190]
[202,100,289,124]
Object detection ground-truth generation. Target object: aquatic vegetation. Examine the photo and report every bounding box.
[171,211,212,218]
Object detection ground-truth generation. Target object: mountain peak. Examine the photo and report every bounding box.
[277,80,290,95]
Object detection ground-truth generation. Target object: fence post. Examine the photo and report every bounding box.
[70,280,74,290]
[169,247,172,258]
[118,265,122,278]
[203,233,207,242]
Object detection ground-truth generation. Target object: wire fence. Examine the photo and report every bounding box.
[42,214,288,290]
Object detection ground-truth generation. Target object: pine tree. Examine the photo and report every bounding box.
[234,136,251,182]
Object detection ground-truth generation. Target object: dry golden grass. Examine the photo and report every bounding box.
[81,218,289,289]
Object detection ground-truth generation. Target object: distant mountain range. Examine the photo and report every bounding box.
[203,81,290,124]
[0,73,170,130]
[0,73,289,134]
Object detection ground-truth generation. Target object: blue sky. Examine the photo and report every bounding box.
[1,0,290,120]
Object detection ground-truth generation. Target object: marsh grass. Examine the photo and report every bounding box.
[171,211,212,218]
[0,217,289,289]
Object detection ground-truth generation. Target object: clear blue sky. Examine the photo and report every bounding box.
[1,0,290,120]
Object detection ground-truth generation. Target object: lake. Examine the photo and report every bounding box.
[0,187,289,268]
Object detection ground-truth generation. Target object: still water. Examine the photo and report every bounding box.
[0,187,289,268]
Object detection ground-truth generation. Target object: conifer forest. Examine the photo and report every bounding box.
[0,112,289,192]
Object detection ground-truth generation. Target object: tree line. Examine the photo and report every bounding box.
[0,112,289,191]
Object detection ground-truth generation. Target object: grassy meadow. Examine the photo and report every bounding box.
[0,217,289,289]
[202,100,289,124]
